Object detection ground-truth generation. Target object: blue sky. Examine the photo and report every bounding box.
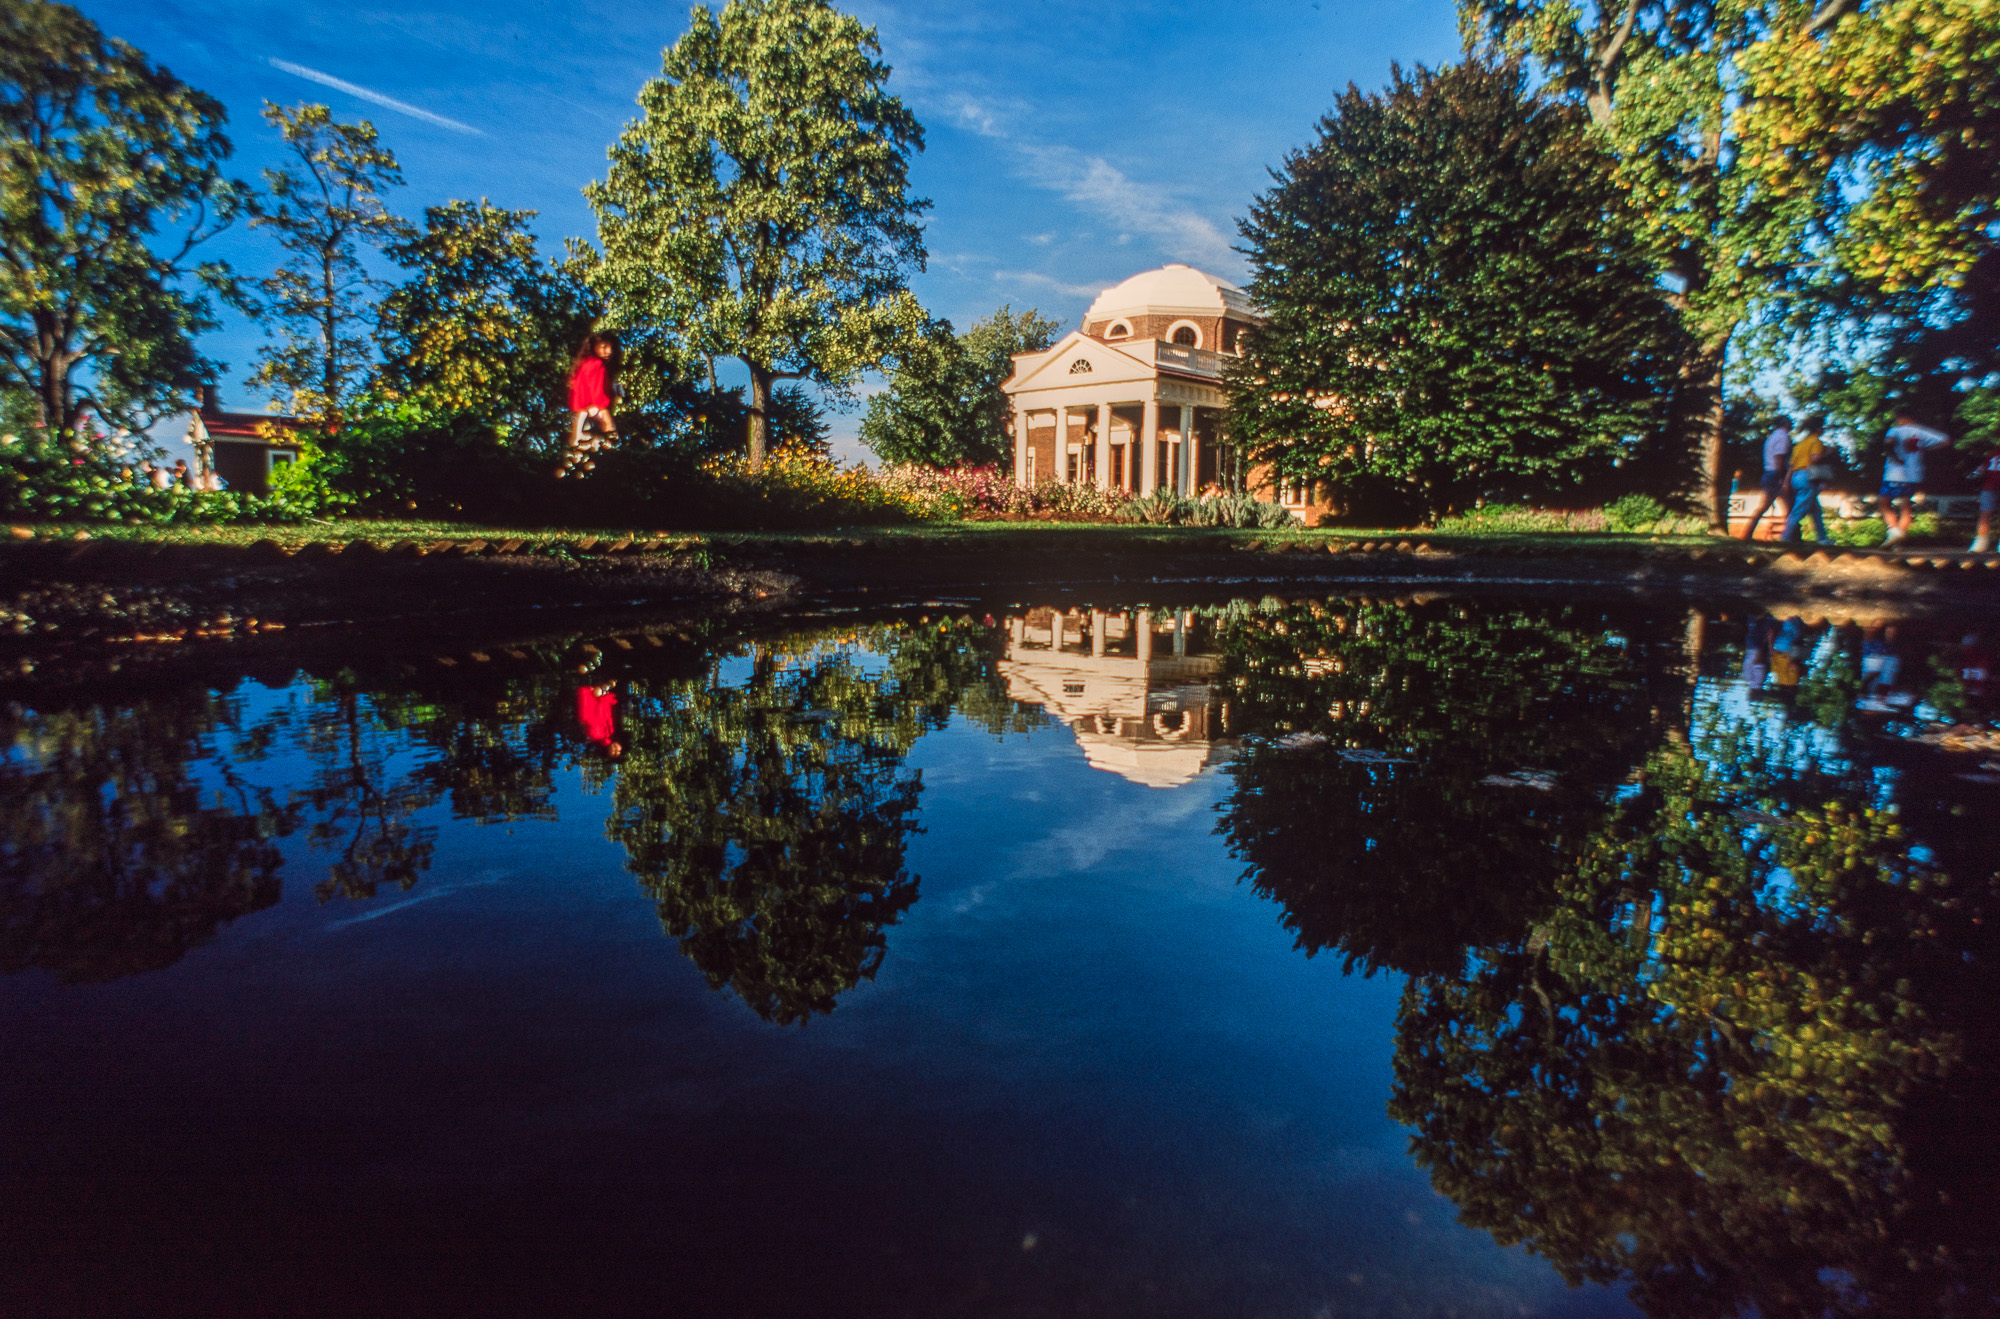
[91,0,1463,458]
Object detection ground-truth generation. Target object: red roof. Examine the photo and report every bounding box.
[199,408,305,441]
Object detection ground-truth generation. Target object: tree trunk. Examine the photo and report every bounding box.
[1692,340,1729,531]
[745,361,770,474]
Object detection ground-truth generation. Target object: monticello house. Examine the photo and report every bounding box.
[1005,266,1243,494]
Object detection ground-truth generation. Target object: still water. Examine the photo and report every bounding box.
[3,596,1996,1317]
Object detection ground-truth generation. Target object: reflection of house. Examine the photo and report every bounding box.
[998,607,1234,788]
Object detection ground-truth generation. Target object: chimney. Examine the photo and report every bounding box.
[199,383,221,414]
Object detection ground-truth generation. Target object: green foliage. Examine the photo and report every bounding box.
[1230,59,1684,522]
[1604,493,1668,531]
[0,434,317,523]
[308,393,543,518]
[377,200,598,454]
[586,0,930,470]
[248,102,412,425]
[861,304,1061,467]
[0,0,245,434]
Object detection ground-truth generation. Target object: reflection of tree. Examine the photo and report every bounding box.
[297,684,441,901]
[607,641,925,1024]
[0,696,293,982]
[1389,738,2000,1317]
[1213,601,1685,975]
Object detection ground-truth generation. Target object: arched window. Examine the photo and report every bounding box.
[1105,319,1132,340]
[1068,358,1093,374]
[1167,320,1202,348]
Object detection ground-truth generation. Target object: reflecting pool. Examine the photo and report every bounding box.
[4,597,1996,1317]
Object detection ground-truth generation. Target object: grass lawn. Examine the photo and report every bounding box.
[7,517,1751,557]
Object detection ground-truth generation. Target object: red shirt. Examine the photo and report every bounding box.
[576,685,618,746]
[569,356,612,411]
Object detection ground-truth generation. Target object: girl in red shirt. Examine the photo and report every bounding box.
[561,333,620,477]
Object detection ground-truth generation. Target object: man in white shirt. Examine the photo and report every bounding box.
[1738,416,1792,540]
[1880,412,1950,544]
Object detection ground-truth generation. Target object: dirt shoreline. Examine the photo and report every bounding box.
[5,531,1998,684]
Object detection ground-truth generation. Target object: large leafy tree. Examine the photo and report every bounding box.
[586,0,929,473]
[861,304,1061,467]
[249,102,411,425]
[377,199,598,448]
[1462,0,1814,527]
[0,0,244,436]
[1737,0,2000,444]
[1229,60,1684,523]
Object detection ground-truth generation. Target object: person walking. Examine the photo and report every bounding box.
[560,332,620,478]
[1879,411,1950,544]
[1739,415,1793,539]
[1972,440,2000,552]
[1781,414,1831,544]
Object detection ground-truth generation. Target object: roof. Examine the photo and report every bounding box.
[1085,264,1263,325]
[1002,329,1231,395]
[195,408,306,442]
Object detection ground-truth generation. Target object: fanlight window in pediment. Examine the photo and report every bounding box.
[1069,358,1093,374]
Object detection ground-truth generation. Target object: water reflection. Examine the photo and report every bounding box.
[2,597,1996,1312]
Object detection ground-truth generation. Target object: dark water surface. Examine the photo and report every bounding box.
[4,596,1997,1318]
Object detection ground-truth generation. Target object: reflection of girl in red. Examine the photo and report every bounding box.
[576,677,621,759]
[560,332,620,477]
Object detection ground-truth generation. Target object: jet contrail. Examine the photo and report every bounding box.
[268,58,483,136]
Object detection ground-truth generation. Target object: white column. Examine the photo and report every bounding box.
[1054,609,1070,650]
[1094,401,1112,493]
[1009,616,1025,649]
[1013,407,1029,487]
[1173,609,1188,658]
[1177,404,1194,496]
[1141,399,1159,493]
[1135,609,1153,666]
[1058,408,1073,484]
[1090,610,1107,658]
[1186,407,1202,495]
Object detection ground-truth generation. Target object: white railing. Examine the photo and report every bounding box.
[1149,340,1227,378]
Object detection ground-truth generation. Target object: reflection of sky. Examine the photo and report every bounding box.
[1,651,1633,1316]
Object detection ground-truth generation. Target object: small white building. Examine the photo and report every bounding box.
[1003,265,1263,497]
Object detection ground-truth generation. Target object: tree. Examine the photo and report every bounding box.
[249,102,410,425]
[0,0,244,436]
[377,199,598,448]
[1228,60,1684,523]
[1462,0,1816,528]
[1736,0,2000,445]
[861,304,1061,467]
[587,0,929,473]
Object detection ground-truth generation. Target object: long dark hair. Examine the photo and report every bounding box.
[573,331,619,371]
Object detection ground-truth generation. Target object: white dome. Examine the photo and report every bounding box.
[1085,264,1261,323]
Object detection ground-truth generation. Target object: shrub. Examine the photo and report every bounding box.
[0,435,314,525]
[1605,493,1669,532]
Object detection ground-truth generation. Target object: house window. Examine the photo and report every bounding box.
[1025,451,1037,481]
[1069,358,1093,374]
[1167,320,1202,348]
[1105,319,1132,339]
[1281,478,1309,507]
[268,449,297,475]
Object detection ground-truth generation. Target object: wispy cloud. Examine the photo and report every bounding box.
[993,269,1105,302]
[1012,145,1238,272]
[267,58,484,136]
[936,93,1240,275]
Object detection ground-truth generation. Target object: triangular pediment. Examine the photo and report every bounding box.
[1004,331,1156,394]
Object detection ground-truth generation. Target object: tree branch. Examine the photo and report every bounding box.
[1804,0,1853,34]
